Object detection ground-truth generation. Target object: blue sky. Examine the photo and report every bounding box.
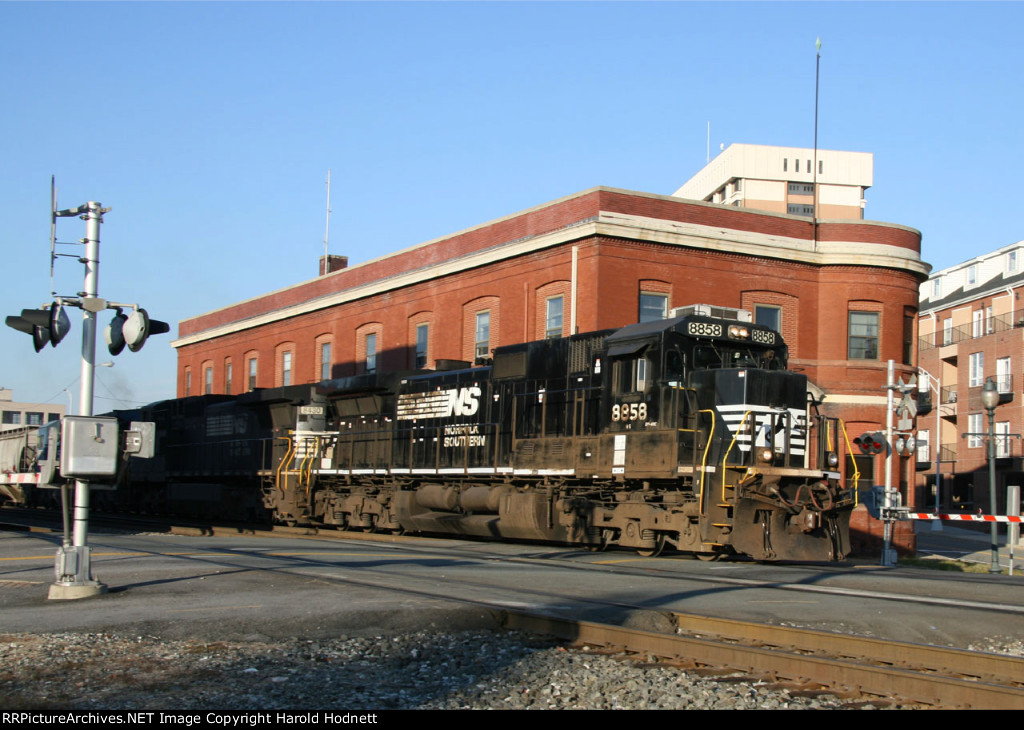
[3,1,1022,411]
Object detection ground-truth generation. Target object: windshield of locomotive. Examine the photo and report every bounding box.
[691,340,787,371]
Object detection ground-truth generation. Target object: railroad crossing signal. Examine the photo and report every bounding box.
[894,375,918,428]
[855,432,887,455]
[893,435,917,457]
[5,304,71,352]
[105,308,170,355]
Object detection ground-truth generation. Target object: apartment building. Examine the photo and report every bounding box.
[917,241,1024,515]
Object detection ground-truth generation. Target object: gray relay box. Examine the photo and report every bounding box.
[60,416,119,478]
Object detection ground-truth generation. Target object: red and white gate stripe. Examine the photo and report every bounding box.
[905,512,1023,523]
[0,473,40,485]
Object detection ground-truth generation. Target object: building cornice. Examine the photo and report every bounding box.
[174,187,926,349]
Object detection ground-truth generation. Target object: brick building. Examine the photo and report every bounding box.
[173,184,927,514]
[917,241,1024,516]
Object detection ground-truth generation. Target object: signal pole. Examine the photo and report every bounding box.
[7,184,169,600]
[50,201,108,600]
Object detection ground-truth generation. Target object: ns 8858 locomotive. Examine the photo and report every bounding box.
[264,304,853,561]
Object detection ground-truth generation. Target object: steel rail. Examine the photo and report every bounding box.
[671,611,1024,685]
[503,611,1024,709]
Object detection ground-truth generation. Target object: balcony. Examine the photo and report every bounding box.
[938,385,958,417]
[920,312,1023,351]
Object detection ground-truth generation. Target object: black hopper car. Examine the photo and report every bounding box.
[56,307,852,561]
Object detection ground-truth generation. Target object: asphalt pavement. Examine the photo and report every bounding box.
[913,519,1024,572]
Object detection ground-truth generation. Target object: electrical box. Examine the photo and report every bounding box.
[60,416,119,478]
[125,421,156,458]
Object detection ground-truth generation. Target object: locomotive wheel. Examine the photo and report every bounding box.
[695,551,722,561]
[636,534,667,558]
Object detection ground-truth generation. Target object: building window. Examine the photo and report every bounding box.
[903,311,914,365]
[754,305,781,333]
[787,182,814,195]
[185,368,192,397]
[795,159,800,173]
[320,342,332,380]
[787,204,815,216]
[475,311,490,360]
[997,357,1011,393]
[967,264,977,286]
[942,318,953,346]
[415,324,428,368]
[639,292,668,323]
[783,158,788,172]
[969,352,984,387]
[204,366,213,395]
[365,333,377,373]
[282,351,293,386]
[225,362,233,395]
[997,421,1011,458]
[968,413,983,449]
[848,311,879,359]
[1,411,20,425]
[917,428,930,463]
[546,296,564,339]
[1009,251,1018,272]
[932,278,941,298]
[986,305,994,335]
[25,412,43,426]
[248,358,258,391]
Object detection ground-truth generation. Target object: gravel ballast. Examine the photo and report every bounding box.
[0,629,917,710]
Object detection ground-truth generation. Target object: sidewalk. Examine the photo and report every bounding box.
[914,520,1024,571]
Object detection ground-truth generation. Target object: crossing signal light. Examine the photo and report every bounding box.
[105,311,129,356]
[5,304,70,352]
[121,308,170,353]
[855,432,887,455]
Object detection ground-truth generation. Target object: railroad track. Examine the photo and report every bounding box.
[504,610,1024,709]
[7,506,1024,706]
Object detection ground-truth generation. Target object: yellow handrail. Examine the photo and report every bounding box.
[697,409,716,514]
[274,434,296,495]
[839,419,860,505]
[299,435,321,498]
[720,410,753,502]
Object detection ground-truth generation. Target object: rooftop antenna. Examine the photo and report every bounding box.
[323,169,332,262]
[813,37,821,249]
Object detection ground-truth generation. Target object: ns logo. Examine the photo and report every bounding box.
[445,386,481,417]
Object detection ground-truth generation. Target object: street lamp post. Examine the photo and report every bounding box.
[918,368,943,531]
[981,377,1001,574]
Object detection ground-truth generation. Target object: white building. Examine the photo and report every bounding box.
[0,389,65,432]
[673,143,873,220]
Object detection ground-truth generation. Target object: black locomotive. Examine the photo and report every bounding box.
[13,306,851,561]
[253,306,853,561]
